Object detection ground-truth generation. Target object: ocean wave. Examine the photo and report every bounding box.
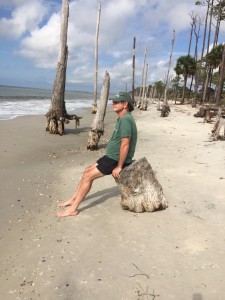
[0,98,93,120]
[0,86,96,120]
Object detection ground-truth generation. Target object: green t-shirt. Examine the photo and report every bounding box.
[106,112,137,163]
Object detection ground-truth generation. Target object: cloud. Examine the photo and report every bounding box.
[0,0,48,39]
[17,13,60,67]
[1,0,213,90]
[0,0,28,8]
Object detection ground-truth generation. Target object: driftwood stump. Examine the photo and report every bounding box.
[45,0,83,136]
[194,106,225,122]
[211,117,225,140]
[160,104,170,117]
[194,107,207,118]
[45,113,82,135]
[115,157,168,213]
[209,107,225,141]
[87,71,110,150]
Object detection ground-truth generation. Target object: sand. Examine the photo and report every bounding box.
[0,104,224,300]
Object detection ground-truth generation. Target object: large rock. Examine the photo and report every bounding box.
[116,157,168,213]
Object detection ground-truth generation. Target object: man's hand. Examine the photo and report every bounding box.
[112,166,122,178]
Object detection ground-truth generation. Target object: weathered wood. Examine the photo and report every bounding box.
[203,109,217,123]
[210,117,225,140]
[194,107,207,118]
[140,63,149,111]
[210,108,225,140]
[132,36,136,104]
[65,114,83,127]
[137,48,147,108]
[51,0,69,115]
[46,0,69,135]
[92,0,101,114]
[87,71,110,150]
[194,106,225,122]
[115,157,168,213]
[45,113,82,135]
[164,29,175,105]
[160,104,170,117]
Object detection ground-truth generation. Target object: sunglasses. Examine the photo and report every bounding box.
[112,101,125,104]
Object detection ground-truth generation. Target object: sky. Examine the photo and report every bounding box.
[0,0,224,92]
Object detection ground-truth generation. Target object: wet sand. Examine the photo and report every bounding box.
[0,104,224,300]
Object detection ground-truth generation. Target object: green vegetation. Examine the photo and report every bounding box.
[136,0,225,106]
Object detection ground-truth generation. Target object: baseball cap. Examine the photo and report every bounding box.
[110,92,133,105]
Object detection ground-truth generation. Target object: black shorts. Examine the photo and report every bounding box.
[96,155,131,175]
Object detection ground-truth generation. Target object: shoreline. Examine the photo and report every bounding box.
[0,104,225,299]
[0,104,94,122]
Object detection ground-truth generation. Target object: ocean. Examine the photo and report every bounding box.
[0,85,94,120]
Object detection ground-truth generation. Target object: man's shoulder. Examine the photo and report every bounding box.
[121,112,133,120]
[120,113,137,131]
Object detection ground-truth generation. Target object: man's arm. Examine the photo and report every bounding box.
[112,136,131,178]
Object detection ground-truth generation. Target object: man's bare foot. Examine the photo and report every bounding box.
[57,207,79,218]
[57,198,74,208]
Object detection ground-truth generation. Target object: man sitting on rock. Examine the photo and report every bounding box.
[57,92,137,217]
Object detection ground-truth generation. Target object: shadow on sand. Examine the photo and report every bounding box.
[63,126,90,135]
[192,294,203,300]
[79,186,120,212]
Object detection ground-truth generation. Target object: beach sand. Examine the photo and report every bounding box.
[0,104,225,300]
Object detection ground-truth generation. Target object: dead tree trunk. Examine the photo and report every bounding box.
[137,47,147,108]
[164,29,175,105]
[211,118,225,140]
[132,36,136,104]
[45,0,81,135]
[46,0,69,135]
[140,63,148,110]
[92,0,101,114]
[87,71,110,150]
[210,107,225,140]
[193,17,203,108]
[160,104,171,117]
[115,157,168,213]
[145,85,151,108]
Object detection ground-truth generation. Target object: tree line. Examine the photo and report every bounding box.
[135,0,225,108]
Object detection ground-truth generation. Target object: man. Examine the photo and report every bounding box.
[57,92,137,217]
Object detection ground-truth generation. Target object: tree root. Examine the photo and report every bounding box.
[45,112,82,135]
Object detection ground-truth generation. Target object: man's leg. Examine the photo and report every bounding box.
[57,178,83,208]
[57,163,104,217]
[58,163,98,208]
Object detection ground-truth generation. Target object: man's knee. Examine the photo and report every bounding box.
[83,167,95,182]
[84,162,97,173]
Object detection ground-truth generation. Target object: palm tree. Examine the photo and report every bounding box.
[196,0,214,103]
[154,80,165,110]
[154,81,165,99]
[212,0,225,47]
[205,44,224,102]
[214,43,225,105]
[205,43,223,69]
[171,76,181,104]
[174,55,196,103]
